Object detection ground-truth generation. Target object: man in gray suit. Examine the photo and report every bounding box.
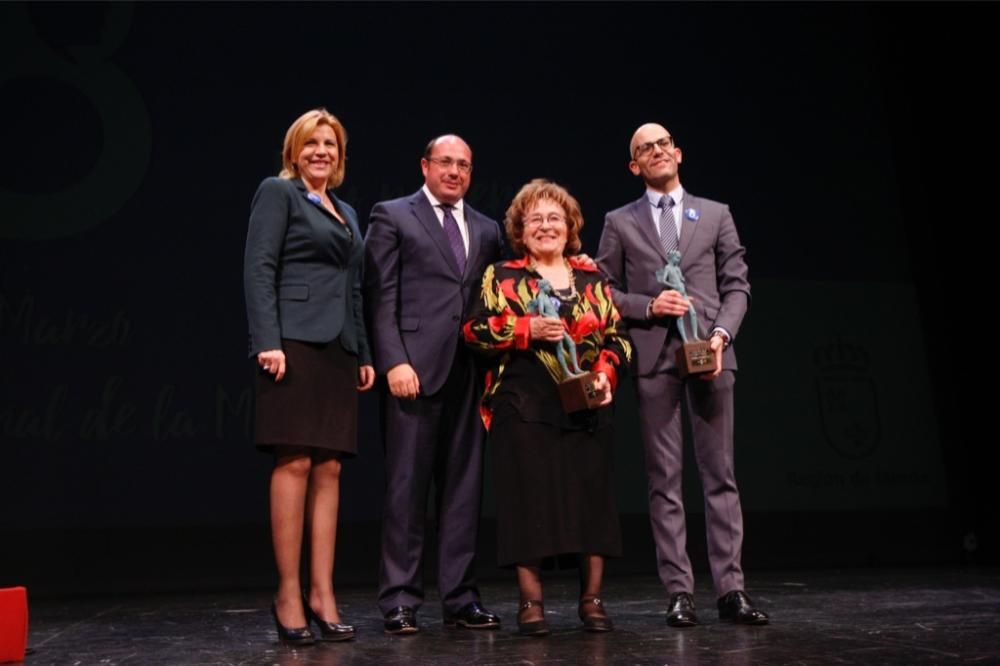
[364,135,504,634]
[597,122,768,626]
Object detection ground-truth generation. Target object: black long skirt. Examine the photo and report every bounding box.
[490,404,622,567]
[253,338,358,456]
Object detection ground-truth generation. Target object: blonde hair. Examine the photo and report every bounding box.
[279,108,347,188]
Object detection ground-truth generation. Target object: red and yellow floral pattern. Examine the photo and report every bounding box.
[463,257,632,429]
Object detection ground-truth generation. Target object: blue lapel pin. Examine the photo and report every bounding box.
[306,192,322,205]
[685,208,700,221]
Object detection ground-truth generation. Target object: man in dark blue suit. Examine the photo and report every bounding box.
[364,135,504,634]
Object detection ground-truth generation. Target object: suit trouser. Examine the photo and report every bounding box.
[377,355,484,615]
[636,367,745,597]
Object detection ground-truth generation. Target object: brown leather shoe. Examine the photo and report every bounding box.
[517,600,550,637]
[578,596,613,632]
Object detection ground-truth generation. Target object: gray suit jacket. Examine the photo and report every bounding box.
[364,189,504,396]
[597,192,750,376]
[243,177,371,364]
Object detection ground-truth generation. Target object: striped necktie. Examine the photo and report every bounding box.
[658,195,678,256]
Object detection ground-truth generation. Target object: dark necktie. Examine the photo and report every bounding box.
[658,195,678,256]
[440,204,467,273]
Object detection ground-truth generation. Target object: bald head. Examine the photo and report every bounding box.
[630,123,670,159]
[424,134,472,159]
[628,122,682,192]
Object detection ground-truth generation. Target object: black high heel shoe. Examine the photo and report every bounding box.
[303,594,356,642]
[271,602,315,646]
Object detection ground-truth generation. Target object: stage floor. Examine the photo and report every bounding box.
[22,567,999,665]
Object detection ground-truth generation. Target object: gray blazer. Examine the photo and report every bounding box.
[597,192,750,376]
[243,176,371,364]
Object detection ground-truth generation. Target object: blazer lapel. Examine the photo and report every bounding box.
[411,191,462,276]
[631,196,667,263]
[293,178,352,233]
[464,205,482,278]
[678,193,702,262]
[292,179,353,264]
[330,192,360,245]
[293,178,336,220]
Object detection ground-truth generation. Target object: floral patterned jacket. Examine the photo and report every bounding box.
[463,256,633,430]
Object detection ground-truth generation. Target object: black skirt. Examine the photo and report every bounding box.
[254,338,358,456]
[490,402,622,568]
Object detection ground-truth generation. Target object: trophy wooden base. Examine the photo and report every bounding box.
[557,371,604,413]
[676,340,717,379]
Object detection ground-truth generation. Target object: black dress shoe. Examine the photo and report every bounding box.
[303,596,356,642]
[578,596,614,632]
[271,602,315,646]
[717,590,769,625]
[666,592,698,627]
[444,601,500,629]
[443,601,501,629]
[516,600,550,637]
[383,606,419,635]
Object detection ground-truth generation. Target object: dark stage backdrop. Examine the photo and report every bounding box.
[0,2,994,578]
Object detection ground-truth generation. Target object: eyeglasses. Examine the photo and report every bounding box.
[524,214,567,228]
[426,156,473,173]
[633,135,674,159]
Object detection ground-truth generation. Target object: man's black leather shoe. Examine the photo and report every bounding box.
[383,606,419,635]
[717,590,769,625]
[443,601,501,629]
[666,592,698,627]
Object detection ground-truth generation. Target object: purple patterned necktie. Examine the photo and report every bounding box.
[440,204,467,273]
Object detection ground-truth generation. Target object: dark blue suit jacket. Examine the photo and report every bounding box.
[363,189,504,396]
[244,177,371,364]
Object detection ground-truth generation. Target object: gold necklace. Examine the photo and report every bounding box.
[528,257,578,301]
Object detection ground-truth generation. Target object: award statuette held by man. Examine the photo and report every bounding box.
[530,280,605,412]
[656,251,717,378]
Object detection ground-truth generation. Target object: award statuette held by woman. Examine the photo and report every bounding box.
[527,279,603,412]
